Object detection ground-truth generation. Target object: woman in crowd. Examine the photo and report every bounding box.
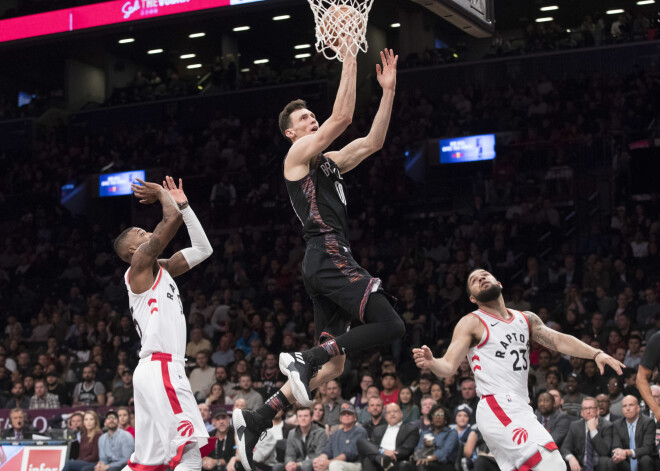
[312,401,325,427]
[414,404,458,471]
[430,381,446,406]
[398,386,420,423]
[351,373,374,412]
[206,382,231,406]
[62,410,102,471]
[117,406,135,437]
[453,405,473,445]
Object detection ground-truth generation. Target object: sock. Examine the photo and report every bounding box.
[256,390,290,422]
[321,339,341,358]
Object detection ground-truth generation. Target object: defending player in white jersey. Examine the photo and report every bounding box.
[113,176,214,471]
[414,269,625,471]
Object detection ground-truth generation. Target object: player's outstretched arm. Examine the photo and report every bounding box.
[525,311,625,375]
[157,176,213,277]
[286,49,357,170]
[636,365,660,420]
[327,49,398,174]
[413,314,478,379]
[130,179,183,292]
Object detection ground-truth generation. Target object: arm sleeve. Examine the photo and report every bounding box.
[180,206,213,268]
[434,430,458,463]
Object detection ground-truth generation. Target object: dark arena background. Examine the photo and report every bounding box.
[0,0,659,469]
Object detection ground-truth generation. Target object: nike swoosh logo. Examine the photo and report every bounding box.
[490,323,499,327]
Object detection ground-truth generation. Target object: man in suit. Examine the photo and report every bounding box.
[560,396,618,471]
[357,403,419,471]
[536,391,572,448]
[611,395,655,470]
[0,408,38,439]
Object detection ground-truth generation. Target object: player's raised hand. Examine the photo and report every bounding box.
[131,178,162,204]
[162,176,187,205]
[595,351,625,375]
[376,49,398,91]
[413,345,435,369]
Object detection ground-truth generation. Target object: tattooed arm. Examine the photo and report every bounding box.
[525,311,625,375]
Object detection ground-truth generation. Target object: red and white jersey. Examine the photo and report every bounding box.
[466,308,531,402]
[125,266,187,359]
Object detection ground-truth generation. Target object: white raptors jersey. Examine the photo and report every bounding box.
[124,266,187,359]
[466,308,531,402]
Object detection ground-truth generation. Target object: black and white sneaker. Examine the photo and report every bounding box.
[232,408,269,471]
[279,351,318,407]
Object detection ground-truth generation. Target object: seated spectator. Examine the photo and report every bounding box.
[46,370,70,406]
[412,396,436,435]
[462,427,498,471]
[72,366,106,407]
[535,392,571,448]
[95,410,135,471]
[606,378,624,417]
[560,396,616,471]
[204,408,235,471]
[312,403,367,471]
[0,408,38,439]
[117,406,135,438]
[452,405,473,445]
[361,396,385,440]
[397,386,420,423]
[357,385,382,424]
[413,405,458,471]
[206,383,230,407]
[231,373,264,410]
[29,378,60,409]
[451,379,478,424]
[212,334,236,367]
[229,410,285,471]
[274,406,327,471]
[254,352,285,399]
[579,360,603,397]
[357,403,419,471]
[563,373,586,418]
[623,335,642,370]
[312,401,325,427]
[199,403,215,433]
[108,369,133,407]
[214,365,236,393]
[611,395,654,470]
[190,351,216,400]
[323,380,348,427]
[5,381,30,409]
[186,327,212,358]
[597,393,621,423]
[62,411,102,471]
[429,382,445,407]
[351,373,374,412]
[412,374,434,405]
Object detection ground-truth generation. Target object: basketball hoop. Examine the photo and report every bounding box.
[307,0,374,61]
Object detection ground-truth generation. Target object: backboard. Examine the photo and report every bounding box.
[411,0,494,37]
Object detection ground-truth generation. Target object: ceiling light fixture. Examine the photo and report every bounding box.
[295,53,311,59]
[118,38,135,44]
[273,15,291,20]
[540,5,558,11]
[535,17,553,22]
[189,32,206,38]
[294,44,311,49]
[636,0,654,4]
[390,23,401,28]
[233,26,250,32]
[180,54,196,59]
[254,59,269,64]
[240,68,250,72]
[606,9,624,14]
[147,48,163,54]
[187,64,202,69]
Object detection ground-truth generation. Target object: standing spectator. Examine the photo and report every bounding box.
[231,373,264,410]
[611,396,655,470]
[62,411,102,471]
[117,406,135,438]
[204,409,235,471]
[0,408,38,439]
[29,378,60,409]
[357,403,419,471]
[380,373,399,405]
[413,405,458,471]
[323,380,347,427]
[4,381,30,409]
[560,396,617,471]
[275,406,327,471]
[95,410,135,471]
[397,386,420,423]
[108,369,133,407]
[312,403,367,471]
[72,366,106,406]
[535,392,571,447]
[190,351,216,400]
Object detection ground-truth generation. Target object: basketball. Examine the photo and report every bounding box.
[319,5,364,49]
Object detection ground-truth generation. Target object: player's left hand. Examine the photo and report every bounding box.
[376,49,398,91]
[162,176,187,205]
[131,178,162,204]
[595,350,625,375]
[413,345,435,370]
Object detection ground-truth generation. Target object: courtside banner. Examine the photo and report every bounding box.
[0,445,67,471]
[0,0,266,43]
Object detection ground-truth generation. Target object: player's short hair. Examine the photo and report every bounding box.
[279,99,307,140]
[113,227,135,262]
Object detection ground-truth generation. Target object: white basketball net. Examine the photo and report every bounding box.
[307,0,374,61]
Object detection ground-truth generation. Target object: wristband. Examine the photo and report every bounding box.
[178,201,189,210]
[593,350,603,361]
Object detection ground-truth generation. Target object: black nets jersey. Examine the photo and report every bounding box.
[285,154,349,242]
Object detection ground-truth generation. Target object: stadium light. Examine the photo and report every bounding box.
[295,53,311,59]
[273,15,290,20]
[535,17,553,22]
[240,68,250,72]
[540,5,558,11]
[606,9,624,14]
[636,0,654,4]
[294,44,311,49]
[390,23,401,28]
[189,32,206,38]
[180,54,196,59]
[254,59,269,64]
[187,64,202,69]
[147,48,163,54]
[118,38,134,44]
[233,26,250,32]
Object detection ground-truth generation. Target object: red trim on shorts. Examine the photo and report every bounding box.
[128,460,168,471]
[200,437,218,457]
[515,451,542,471]
[151,352,183,414]
[484,395,512,427]
[478,308,515,324]
[469,313,489,348]
[169,441,193,469]
[152,266,163,290]
[543,442,558,452]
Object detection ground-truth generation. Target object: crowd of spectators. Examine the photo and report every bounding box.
[0,30,659,471]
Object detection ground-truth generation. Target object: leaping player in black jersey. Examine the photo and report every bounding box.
[233,47,403,471]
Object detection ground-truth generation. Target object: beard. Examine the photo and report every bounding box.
[474,284,502,303]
